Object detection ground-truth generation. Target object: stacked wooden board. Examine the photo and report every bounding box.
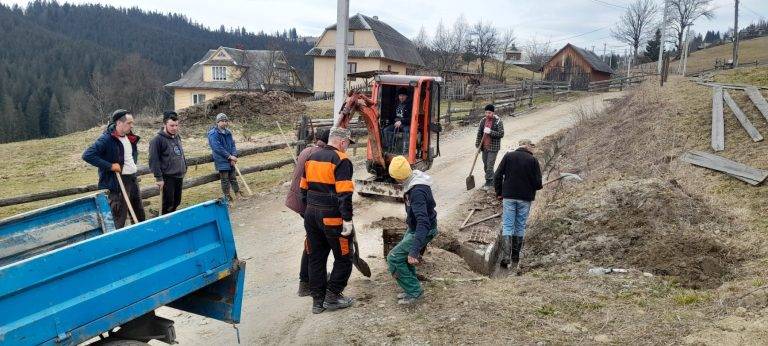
[681,150,768,186]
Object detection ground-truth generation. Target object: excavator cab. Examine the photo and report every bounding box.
[350,75,442,198]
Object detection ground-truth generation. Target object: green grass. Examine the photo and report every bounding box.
[673,291,710,306]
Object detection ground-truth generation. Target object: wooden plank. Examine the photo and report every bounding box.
[712,87,725,151]
[681,150,768,184]
[745,87,768,123]
[723,90,763,142]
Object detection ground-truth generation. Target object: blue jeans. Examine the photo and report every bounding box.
[502,199,531,237]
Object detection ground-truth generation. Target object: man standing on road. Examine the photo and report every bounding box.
[494,139,542,269]
[285,128,330,297]
[207,113,241,203]
[82,109,146,229]
[475,104,505,190]
[386,156,438,305]
[300,127,356,314]
[148,111,187,214]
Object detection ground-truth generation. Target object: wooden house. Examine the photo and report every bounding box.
[541,43,615,90]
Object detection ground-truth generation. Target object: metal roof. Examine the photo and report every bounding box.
[545,44,615,74]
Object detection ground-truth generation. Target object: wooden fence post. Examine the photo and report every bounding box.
[529,79,534,107]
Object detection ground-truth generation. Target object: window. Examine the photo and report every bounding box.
[212,66,227,81]
[192,94,206,105]
[387,65,392,72]
[347,62,357,74]
[347,31,355,45]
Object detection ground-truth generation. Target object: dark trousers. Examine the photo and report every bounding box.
[161,176,184,214]
[108,174,147,229]
[300,238,309,282]
[219,170,240,196]
[481,150,498,186]
[304,205,353,300]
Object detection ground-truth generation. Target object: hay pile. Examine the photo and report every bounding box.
[178,91,307,129]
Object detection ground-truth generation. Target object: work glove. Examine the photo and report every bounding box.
[110,163,121,173]
[341,220,355,237]
[483,127,491,134]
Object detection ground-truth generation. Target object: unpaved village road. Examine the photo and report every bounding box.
[155,92,623,345]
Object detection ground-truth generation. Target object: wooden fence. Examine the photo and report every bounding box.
[586,74,650,92]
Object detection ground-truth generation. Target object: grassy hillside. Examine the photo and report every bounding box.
[635,36,768,75]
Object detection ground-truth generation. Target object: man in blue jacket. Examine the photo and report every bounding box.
[82,109,146,229]
[386,155,438,305]
[207,113,240,202]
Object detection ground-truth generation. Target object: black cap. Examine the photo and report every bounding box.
[398,87,408,96]
[315,128,330,144]
[111,109,130,123]
[484,104,495,112]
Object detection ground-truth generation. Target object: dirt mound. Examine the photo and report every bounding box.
[178,91,307,129]
[524,178,741,288]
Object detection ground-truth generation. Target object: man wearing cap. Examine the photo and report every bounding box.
[386,156,438,305]
[493,139,542,268]
[285,128,330,297]
[300,127,356,314]
[383,88,411,153]
[148,111,187,214]
[474,104,505,190]
[207,113,241,202]
[82,109,146,228]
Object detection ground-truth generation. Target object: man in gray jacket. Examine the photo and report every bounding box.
[148,111,187,214]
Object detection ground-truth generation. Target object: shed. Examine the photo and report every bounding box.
[541,43,615,90]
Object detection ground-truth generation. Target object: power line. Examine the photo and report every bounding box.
[550,26,611,43]
[587,0,627,10]
[742,4,765,20]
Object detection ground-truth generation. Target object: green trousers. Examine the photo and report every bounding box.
[386,228,438,298]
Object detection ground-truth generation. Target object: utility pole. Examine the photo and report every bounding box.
[603,43,607,62]
[332,0,350,126]
[609,50,613,67]
[733,0,740,67]
[657,0,669,74]
[682,27,692,75]
[626,47,631,76]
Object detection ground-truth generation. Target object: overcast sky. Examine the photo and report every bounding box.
[3,0,767,53]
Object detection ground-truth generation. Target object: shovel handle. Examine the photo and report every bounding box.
[468,133,487,175]
[233,164,254,195]
[115,172,139,224]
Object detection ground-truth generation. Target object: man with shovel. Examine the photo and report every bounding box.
[474,104,505,190]
[207,113,241,203]
[386,156,438,305]
[82,109,146,229]
[493,139,542,268]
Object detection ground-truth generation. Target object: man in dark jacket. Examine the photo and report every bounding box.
[475,104,505,190]
[493,139,542,268]
[148,111,187,214]
[207,113,240,202]
[285,128,329,297]
[383,88,412,154]
[82,109,146,229]
[386,155,438,305]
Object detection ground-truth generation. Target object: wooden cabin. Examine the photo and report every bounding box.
[541,43,615,90]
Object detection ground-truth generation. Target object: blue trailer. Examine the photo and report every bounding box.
[0,193,245,345]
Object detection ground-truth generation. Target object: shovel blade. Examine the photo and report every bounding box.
[466,175,476,190]
[353,257,372,277]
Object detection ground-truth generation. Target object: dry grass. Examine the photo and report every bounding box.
[714,66,768,86]
[635,36,768,75]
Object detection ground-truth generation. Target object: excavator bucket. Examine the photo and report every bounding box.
[355,178,404,200]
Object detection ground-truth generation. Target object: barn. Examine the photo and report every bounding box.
[542,43,615,90]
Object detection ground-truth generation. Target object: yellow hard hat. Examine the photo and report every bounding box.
[388,155,412,181]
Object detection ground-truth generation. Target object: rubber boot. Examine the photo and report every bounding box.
[323,290,354,311]
[499,235,512,268]
[297,281,311,297]
[511,236,524,264]
[312,298,326,314]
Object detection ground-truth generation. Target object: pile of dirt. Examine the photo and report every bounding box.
[524,176,741,289]
[178,91,307,129]
[370,216,407,230]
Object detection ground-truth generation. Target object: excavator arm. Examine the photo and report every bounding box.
[339,91,387,170]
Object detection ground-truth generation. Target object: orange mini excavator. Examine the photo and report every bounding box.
[336,75,443,199]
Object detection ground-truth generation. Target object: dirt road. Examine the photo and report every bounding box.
[158,92,623,345]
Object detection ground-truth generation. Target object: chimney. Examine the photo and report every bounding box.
[372,16,378,20]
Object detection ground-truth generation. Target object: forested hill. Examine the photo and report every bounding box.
[0,1,314,143]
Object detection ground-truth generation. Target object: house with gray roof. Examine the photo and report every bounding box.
[166,46,311,110]
[306,13,425,95]
[541,43,615,90]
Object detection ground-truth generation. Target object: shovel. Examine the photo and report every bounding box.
[351,231,371,277]
[466,134,487,190]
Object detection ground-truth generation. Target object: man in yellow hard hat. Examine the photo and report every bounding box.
[385,156,438,305]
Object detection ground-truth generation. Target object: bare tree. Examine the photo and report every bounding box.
[251,50,281,91]
[450,15,470,69]
[524,36,553,71]
[430,20,454,72]
[413,25,429,49]
[612,0,658,57]
[468,20,499,76]
[669,0,714,58]
[493,29,516,80]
